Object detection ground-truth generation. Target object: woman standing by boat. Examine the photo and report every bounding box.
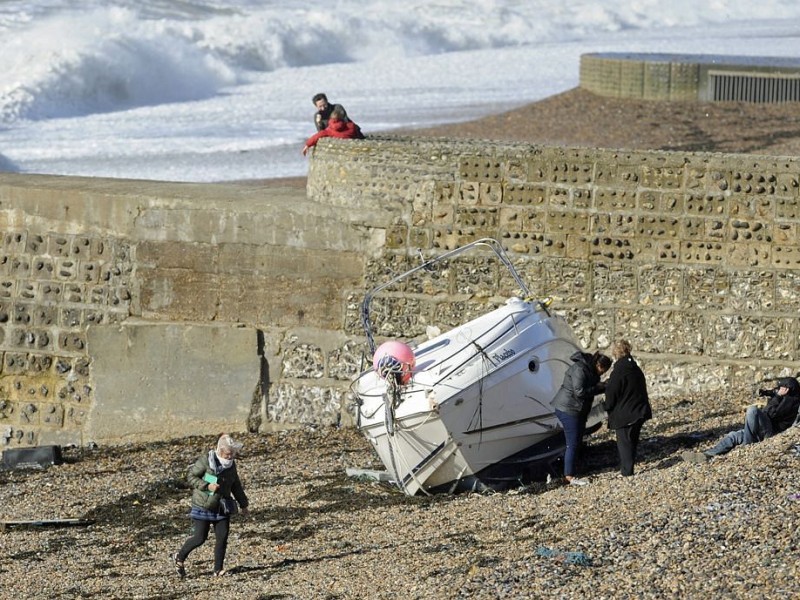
[552,351,611,486]
[603,339,652,477]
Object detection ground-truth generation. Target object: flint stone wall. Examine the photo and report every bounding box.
[308,136,800,399]
[0,175,398,448]
[1,133,800,448]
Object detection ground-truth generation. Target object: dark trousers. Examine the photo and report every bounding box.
[178,518,231,572]
[614,419,645,476]
[555,409,585,477]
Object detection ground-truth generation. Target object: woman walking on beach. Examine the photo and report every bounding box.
[173,433,249,578]
[552,351,611,486]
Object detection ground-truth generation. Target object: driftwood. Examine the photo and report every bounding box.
[0,518,94,532]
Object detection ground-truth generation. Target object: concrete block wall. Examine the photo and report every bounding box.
[0,174,398,447]
[580,52,800,102]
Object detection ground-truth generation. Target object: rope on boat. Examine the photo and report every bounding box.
[466,340,496,443]
[384,376,407,493]
[382,376,435,496]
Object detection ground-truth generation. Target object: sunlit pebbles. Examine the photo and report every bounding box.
[1,388,798,598]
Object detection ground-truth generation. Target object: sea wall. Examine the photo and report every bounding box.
[1,136,799,447]
[0,175,399,447]
[308,136,800,397]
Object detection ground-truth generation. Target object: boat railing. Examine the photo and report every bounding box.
[360,238,544,355]
[354,304,554,403]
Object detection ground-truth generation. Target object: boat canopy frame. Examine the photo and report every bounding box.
[360,238,546,355]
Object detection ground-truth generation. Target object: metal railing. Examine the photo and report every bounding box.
[710,72,800,103]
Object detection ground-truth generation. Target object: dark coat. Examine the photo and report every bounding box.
[765,377,800,433]
[603,355,652,429]
[552,351,602,418]
[187,451,249,513]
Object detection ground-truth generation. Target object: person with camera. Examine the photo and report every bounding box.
[311,92,347,132]
[681,376,800,463]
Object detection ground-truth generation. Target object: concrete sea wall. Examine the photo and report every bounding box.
[0,175,398,447]
[1,136,799,447]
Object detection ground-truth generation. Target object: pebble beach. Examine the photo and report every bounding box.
[1,387,798,599]
[2,89,800,599]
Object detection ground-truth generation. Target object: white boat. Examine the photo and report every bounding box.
[352,238,606,495]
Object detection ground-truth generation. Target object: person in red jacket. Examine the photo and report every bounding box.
[302,106,364,155]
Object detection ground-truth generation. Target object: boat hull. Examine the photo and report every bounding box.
[355,297,601,495]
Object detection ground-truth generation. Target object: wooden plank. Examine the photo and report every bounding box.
[0,518,94,532]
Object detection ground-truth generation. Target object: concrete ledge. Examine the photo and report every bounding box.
[580,52,800,102]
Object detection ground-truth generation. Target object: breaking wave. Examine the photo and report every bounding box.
[1,0,799,122]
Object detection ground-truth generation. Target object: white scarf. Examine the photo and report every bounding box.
[215,452,233,470]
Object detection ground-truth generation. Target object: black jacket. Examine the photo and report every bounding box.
[603,355,652,429]
[314,103,346,131]
[764,377,800,433]
[552,351,602,418]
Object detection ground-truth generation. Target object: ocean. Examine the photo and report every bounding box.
[1,0,800,182]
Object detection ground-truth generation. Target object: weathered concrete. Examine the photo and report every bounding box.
[0,174,393,447]
[84,323,260,445]
[581,52,800,102]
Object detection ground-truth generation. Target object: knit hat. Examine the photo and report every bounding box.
[217,434,243,456]
[777,377,800,395]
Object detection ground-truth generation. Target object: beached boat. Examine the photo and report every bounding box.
[351,238,605,495]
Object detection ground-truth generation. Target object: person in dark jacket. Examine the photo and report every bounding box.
[302,105,364,155]
[682,376,800,463]
[173,434,249,578]
[311,92,347,131]
[603,339,652,476]
[552,350,612,485]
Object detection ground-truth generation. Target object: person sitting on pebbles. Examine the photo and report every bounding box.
[682,376,800,463]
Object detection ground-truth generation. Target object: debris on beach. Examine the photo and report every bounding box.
[536,545,593,567]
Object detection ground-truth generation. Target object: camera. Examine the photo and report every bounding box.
[758,388,774,397]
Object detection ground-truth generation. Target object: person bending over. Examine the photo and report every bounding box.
[552,350,612,486]
[302,106,364,155]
